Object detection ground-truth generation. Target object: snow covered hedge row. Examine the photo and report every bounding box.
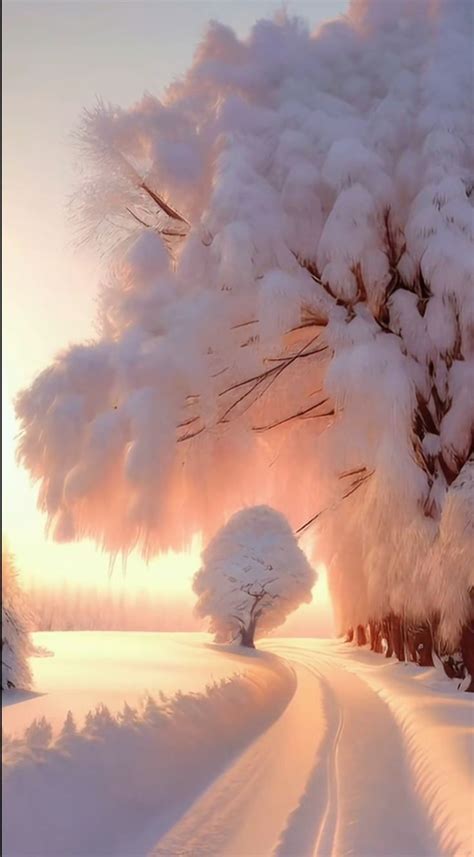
[2,652,295,856]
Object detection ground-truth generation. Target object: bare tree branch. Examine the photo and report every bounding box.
[252,398,333,432]
[296,469,374,535]
[126,207,152,228]
[140,182,190,225]
[176,426,205,443]
[218,335,326,423]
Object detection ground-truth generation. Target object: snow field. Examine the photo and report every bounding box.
[2,631,255,737]
[2,638,295,857]
[3,633,472,856]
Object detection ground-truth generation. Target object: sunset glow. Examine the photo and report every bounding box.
[3,2,473,856]
[3,0,340,635]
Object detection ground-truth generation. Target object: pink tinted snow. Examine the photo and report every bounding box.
[2,642,295,857]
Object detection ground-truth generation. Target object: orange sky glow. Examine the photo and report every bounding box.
[2,0,343,635]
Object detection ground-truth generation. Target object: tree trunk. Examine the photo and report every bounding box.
[415,624,434,667]
[369,621,384,654]
[371,622,383,655]
[356,611,473,693]
[345,627,354,643]
[405,625,418,663]
[405,622,434,666]
[431,615,441,658]
[239,615,259,648]
[239,626,256,648]
[369,621,376,650]
[382,617,393,658]
[461,623,474,692]
[390,614,405,661]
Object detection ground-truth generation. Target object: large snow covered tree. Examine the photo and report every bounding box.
[193,506,316,647]
[15,1,473,681]
[2,546,34,691]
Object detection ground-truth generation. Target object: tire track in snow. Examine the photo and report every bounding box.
[273,658,343,857]
[150,640,443,857]
[310,671,343,857]
[268,641,442,857]
[149,662,327,857]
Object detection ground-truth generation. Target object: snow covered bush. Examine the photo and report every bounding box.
[14,1,473,681]
[2,546,34,690]
[193,506,316,647]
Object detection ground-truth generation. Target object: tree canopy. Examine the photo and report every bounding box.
[193,506,316,645]
[15,0,473,655]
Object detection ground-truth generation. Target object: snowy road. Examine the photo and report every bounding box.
[3,635,472,857]
[151,639,470,857]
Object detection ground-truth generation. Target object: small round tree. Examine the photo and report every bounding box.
[2,546,34,691]
[193,506,317,648]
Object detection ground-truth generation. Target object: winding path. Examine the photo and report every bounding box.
[151,640,441,857]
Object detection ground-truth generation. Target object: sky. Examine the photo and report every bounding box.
[3,0,346,630]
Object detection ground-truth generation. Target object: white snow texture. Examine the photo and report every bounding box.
[15,0,474,643]
[2,650,294,856]
[194,505,317,642]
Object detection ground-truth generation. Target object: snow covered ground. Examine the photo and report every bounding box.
[2,631,248,737]
[3,633,473,857]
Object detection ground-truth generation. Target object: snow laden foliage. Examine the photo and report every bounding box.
[193,506,316,646]
[15,2,473,660]
[2,547,34,691]
[3,655,294,856]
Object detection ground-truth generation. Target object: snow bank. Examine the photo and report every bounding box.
[2,631,261,738]
[2,650,295,857]
[335,643,474,857]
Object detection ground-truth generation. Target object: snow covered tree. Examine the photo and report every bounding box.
[193,506,316,647]
[2,546,34,690]
[15,1,474,684]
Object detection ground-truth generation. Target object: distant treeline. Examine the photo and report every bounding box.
[26,581,333,636]
[27,582,201,632]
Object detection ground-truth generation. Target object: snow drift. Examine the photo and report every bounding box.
[327,641,474,857]
[2,650,295,856]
